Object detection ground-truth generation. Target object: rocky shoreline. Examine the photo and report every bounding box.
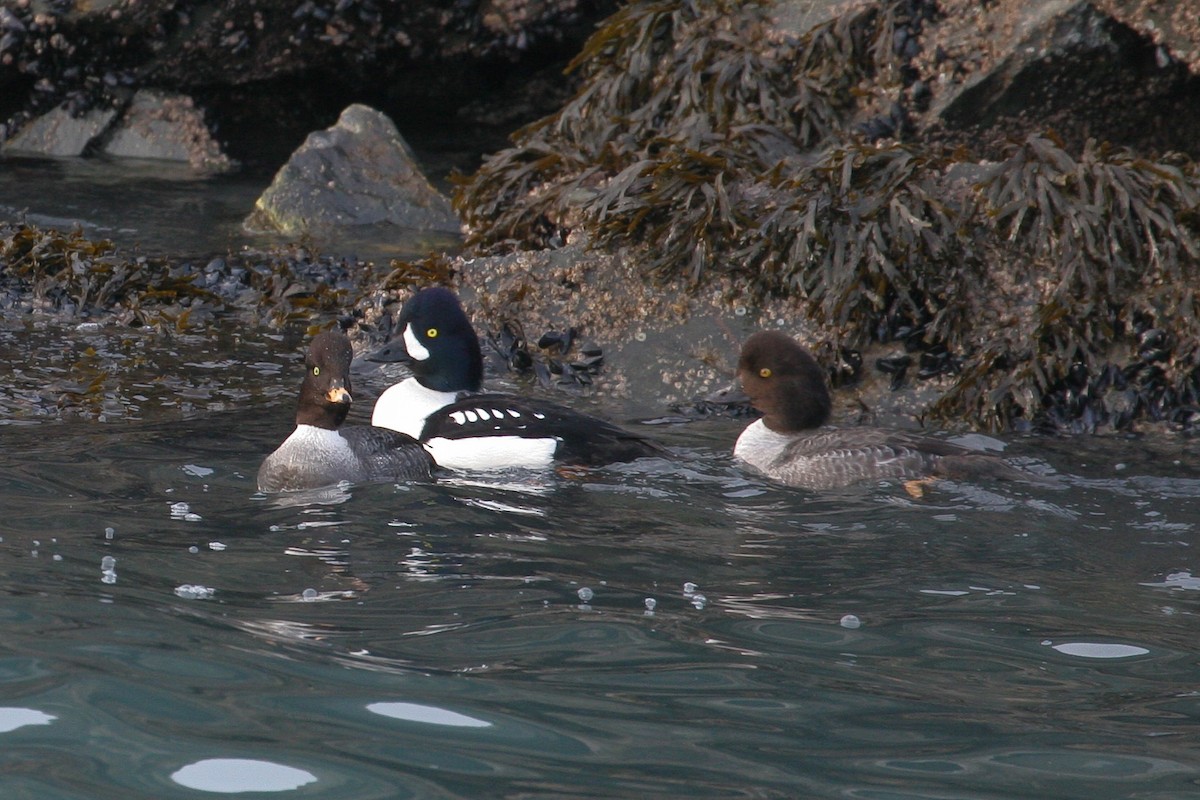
[3,0,1200,435]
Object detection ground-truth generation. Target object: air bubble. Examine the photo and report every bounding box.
[175,585,216,600]
[100,555,117,585]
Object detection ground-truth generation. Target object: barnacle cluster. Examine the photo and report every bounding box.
[453,0,1200,432]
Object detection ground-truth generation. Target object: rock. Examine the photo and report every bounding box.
[1100,0,1200,72]
[1,105,117,157]
[244,104,460,236]
[99,90,234,172]
[925,1,1200,156]
[0,0,608,167]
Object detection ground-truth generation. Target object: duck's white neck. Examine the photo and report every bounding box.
[734,418,792,471]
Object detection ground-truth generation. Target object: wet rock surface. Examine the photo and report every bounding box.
[925,0,1200,156]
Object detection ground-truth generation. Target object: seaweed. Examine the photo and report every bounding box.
[934,135,1200,430]
[0,223,215,326]
[735,142,970,344]
[450,0,1200,433]
[0,221,383,330]
[454,0,906,266]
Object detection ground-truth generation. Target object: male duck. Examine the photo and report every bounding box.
[369,287,665,470]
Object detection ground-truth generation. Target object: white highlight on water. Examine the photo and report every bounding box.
[367,702,492,728]
[1050,642,1150,659]
[683,583,707,609]
[100,555,117,585]
[170,502,202,522]
[170,758,317,793]
[0,707,56,733]
[175,585,216,600]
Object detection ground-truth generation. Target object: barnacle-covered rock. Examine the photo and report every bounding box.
[99,90,233,172]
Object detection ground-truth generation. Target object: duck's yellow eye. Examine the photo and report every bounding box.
[313,366,320,376]
[426,327,438,338]
[759,367,772,378]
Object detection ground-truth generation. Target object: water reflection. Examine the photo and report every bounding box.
[367,702,492,728]
[171,758,317,793]
[0,707,56,733]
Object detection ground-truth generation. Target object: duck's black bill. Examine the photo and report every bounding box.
[366,340,412,364]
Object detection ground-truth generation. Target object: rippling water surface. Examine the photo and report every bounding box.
[3,161,1200,798]
[3,337,1199,799]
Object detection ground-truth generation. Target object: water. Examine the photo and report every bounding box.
[0,153,460,262]
[3,160,1200,799]
[2,366,1200,798]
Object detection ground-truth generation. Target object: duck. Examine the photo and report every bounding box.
[258,330,436,492]
[368,287,666,470]
[733,330,1026,491]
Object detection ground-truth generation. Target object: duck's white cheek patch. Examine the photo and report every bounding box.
[403,324,430,361]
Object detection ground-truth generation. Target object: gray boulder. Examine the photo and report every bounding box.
[244,104,460,236]
[925,1,1198,156]
[99,90,233,172]
[2,105,116,157]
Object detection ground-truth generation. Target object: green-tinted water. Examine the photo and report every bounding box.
[2,154,1199,800]
[3,363,1199,798]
